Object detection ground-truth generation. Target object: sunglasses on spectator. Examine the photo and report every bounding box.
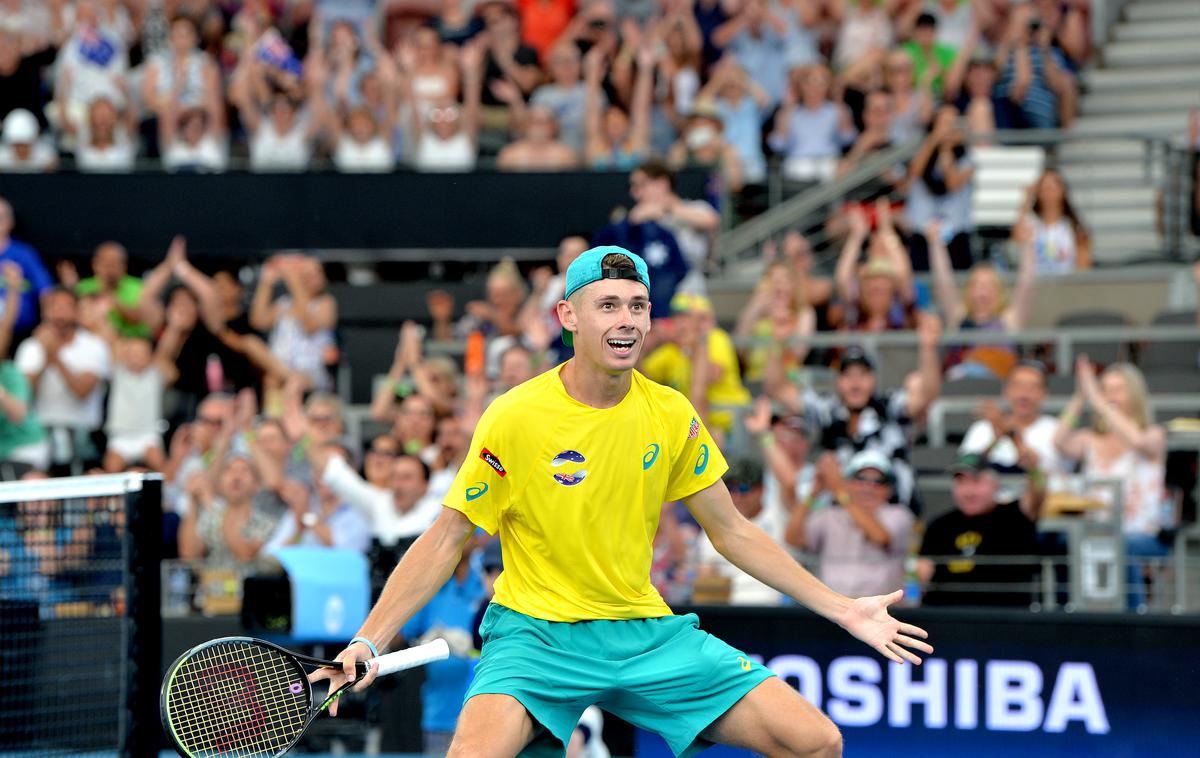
[852,473,889,486]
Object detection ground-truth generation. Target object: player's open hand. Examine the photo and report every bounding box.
[839,589,933,665]
[307,642,378,716]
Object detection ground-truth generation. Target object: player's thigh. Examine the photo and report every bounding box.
[447,693,537,758]
[701,677,842,758]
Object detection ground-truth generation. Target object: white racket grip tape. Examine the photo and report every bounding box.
[369,638,450,677]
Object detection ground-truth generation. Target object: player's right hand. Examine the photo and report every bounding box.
[308,642,379,717]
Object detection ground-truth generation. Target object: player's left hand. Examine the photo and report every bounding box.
[839,589,933,665]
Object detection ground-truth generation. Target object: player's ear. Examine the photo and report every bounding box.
[556,299,576,332]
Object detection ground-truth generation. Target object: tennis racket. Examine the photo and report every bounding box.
[160,635,449,758]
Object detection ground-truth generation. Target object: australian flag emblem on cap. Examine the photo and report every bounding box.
[687,417,700,440]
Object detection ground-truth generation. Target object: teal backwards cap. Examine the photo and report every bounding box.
[561,245,651,347]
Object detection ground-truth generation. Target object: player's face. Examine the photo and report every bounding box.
[564,279,651,373]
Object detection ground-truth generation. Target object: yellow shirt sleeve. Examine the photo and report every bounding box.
[443,398,515,534]
[664,394,729,502]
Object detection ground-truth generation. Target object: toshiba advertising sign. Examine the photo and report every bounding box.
[636,608,1197,757]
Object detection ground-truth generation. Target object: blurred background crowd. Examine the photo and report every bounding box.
[2,0,1200,752]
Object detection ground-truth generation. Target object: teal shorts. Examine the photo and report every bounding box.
[465,603,775,757]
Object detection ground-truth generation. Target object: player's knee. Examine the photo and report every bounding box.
[446,735,498,758]
[807,720,842,758]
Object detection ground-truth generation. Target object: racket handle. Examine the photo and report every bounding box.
[369,638,451,677]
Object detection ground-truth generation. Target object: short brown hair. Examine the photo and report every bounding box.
[601,252,636,270]
[634,159,674,190]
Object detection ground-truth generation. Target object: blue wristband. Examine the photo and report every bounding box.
[349,636,379,658]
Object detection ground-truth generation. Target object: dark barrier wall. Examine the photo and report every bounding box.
[0,170,709,259]
[636,607,1200,758]
[164,609,1200,757]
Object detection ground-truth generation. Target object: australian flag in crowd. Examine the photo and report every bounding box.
[78,25,117,67]
[255,29,303,78]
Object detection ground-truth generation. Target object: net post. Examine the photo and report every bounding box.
[122,475,163,758]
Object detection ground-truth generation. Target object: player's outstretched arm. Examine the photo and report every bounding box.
[308,506,476,714]
[685,480,933,665]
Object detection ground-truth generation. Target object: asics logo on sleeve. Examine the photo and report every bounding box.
[465,483,489,501]
[694,444,709,476]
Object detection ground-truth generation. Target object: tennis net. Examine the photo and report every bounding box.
[0,473,161,757]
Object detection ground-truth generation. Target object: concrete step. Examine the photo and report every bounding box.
[1067,184,1157,210]
[1103,39,1200,67]
[1069,111,1187,138]
[1125,1,1200,22]
[1092,233,1163,264]
[1057,139,1147,163]
[1081,88,1200,116]
[1061,161,1157,186]
[1081,206,1158,229]
[1111,18,1200,40]
[1083,64,1200,92]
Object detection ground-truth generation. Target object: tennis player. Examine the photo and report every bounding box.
[313,246,932,757]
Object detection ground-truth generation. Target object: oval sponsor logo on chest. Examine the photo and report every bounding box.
[551,450,588,486]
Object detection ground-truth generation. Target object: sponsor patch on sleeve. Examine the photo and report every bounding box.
[480,447,507,477]
[687,417,700,440]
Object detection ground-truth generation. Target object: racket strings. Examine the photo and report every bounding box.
[166,640,309,757]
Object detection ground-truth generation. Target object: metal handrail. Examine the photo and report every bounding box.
[926,394,1200,447]
[732,324,1200,372]
[715,138,923,263]
[716,127,1196,266]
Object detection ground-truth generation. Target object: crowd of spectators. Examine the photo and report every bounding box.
[0,165,1194,628]
[0,0,1090,192]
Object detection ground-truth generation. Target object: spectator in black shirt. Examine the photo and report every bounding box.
[918,453,1046,607]
[0,29,56,128]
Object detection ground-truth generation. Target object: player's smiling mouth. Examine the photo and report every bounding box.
[606,337,636,356]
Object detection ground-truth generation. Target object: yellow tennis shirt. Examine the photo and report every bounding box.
[444,364,728,622]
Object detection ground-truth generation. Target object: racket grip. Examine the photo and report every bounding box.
[370,638,451,677]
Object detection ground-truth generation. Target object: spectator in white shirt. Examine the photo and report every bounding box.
[427,414,469,505]
[960,361,1065,476]
[160,102,228,173]
[102,334,177,472]
[15,287,112,467]
[230,37,317,173]
[52,2,131,143]
[72,96,136,172]
[265,458,371,554]
[693,458,786,605]
[407,43,483,173]
[0,109,58,173]
[308,441,441,546]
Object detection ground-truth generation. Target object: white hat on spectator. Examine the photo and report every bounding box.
[2,109,39,145]
[844,450,895,481]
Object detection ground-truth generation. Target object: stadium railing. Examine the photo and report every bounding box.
[717,129,1196,266]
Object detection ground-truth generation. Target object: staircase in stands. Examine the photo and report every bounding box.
[1060,0,1200,264]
